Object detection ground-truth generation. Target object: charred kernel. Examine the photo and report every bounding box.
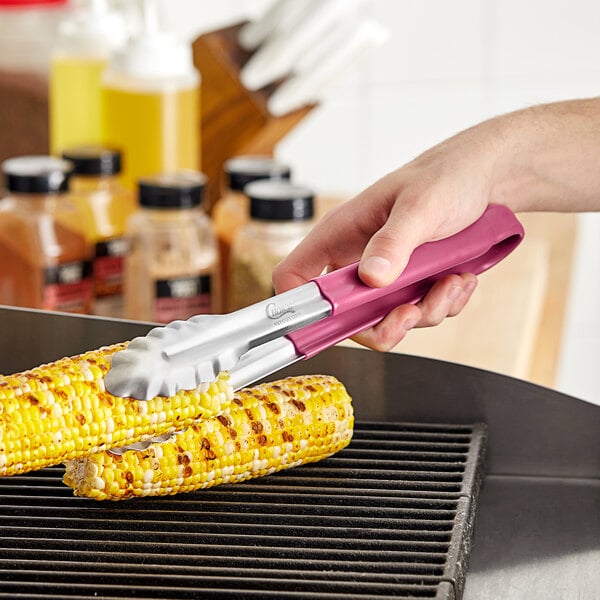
[291,400,306,412]
[206,449,217,460]
[257,434,267,446]
[232,398,243,407]
[125,471,134,484]
[266,403,280,415]
[228,427,237,439]
[201,438,211,449]
[251,422,263,434]
[217,415,231,427]
[282,431,294,443]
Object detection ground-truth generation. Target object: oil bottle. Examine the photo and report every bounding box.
[49,0,127,155]
[101,0,200,191]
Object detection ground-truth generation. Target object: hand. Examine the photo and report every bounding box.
[274,98,600,351]
[273,120,500,350]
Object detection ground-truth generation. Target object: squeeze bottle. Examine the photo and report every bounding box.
[101,0,200,191]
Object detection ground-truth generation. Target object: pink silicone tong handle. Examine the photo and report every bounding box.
[287,204,524,358]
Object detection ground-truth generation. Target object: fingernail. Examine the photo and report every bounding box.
[447,285,462,301]
[362,256,392,279]
[403,318,418,332]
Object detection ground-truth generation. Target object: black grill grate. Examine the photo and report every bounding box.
[0,421,486,599]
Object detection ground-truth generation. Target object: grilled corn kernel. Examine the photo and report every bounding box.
[0,343,233,476]
[64,374,354,500]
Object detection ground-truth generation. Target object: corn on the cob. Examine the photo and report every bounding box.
[0,343,233,477]
[64,374,354,501]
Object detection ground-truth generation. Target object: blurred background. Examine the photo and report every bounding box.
[0,0,598,403]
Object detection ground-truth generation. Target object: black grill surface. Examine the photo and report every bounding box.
[0,421,486,600]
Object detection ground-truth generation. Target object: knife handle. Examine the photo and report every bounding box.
[287,204,524,358]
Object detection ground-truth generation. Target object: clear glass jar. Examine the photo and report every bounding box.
[0,155,94,313]
[124,172,218,323]
[212,156,291,312]
[228,180,314,312]
[62,146,135,318]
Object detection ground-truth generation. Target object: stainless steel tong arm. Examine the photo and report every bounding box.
[104,283,332,400]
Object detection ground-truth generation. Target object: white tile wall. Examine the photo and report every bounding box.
[169,0,600,402]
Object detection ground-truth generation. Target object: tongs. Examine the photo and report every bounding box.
[105,204,524,401]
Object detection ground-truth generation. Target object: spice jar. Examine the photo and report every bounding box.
[62,146,135,318]
[228,180,314,312]
[124,172,218,323]
[0,155,94,313]
[212,156,291,311]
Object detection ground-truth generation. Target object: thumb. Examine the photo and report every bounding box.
[358,210,427,288]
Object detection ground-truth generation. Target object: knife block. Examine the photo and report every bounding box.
[192,22,316,211]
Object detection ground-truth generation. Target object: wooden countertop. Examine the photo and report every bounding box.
[342,212,577,388]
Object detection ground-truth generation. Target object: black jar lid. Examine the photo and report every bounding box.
[2,155,73,194]
[62,146,122,176]
[245,180,314,221]
[138,172,207,209]
[224,156,291,192]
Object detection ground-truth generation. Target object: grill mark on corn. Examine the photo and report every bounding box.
[290,399,306,412]
[217,415,232,427]
[266,402,280,415]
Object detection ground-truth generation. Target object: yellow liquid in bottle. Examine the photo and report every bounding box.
[102,84,200,190]
[49,56,107,155]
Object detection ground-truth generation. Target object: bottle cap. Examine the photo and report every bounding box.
[62,146,121,176]
[108,0,197,81]
[245,180,314,221]
[224,156,291,192]
[2,155,72,194]
[138,172,207,209]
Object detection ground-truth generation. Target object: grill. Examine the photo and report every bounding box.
[2,306,599,598]
[0,421,486,600]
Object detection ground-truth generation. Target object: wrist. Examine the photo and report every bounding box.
[489,98,600,213]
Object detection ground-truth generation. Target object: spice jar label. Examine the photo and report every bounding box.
[42,260,94,313]
[154,274,212,323]
[94,237,129,297]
